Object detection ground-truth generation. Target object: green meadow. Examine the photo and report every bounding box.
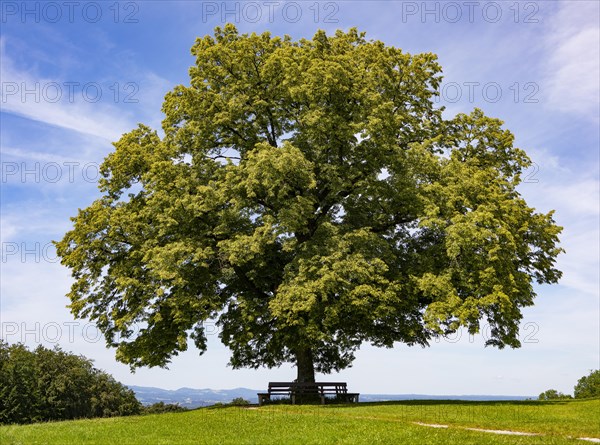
[1,399,598,445]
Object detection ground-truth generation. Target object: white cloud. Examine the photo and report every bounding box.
[547,178,599,217]
[1,56,130,140]
[520,168,599,297]
[0,216,19,244]
[1,145,92,164]
[543,2,600,118]
[0,37,169,140]
[556,223,600,297]
[0,205,74,243]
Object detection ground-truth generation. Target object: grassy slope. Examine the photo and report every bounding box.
[1,399,598,445]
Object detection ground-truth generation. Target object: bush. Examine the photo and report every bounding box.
[538,389,572,401]
[230,397,250,406]
[574,370,600,399]
[0,341,141,424]
[142,402,188,414]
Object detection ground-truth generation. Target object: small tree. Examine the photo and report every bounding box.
[143,402,187,414]
[56,25,563,383]
[574,370,600,399]
[538,389,572,401]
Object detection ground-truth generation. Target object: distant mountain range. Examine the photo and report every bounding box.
[128,386,261,408]
[127,385,534,408]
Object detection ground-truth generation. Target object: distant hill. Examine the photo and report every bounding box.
[127,385,534,408]
[128,386,261,408]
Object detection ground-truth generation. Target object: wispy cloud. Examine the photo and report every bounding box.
[1,51,128,140]
[1,37,170,140]
[1,145,91,164]
[519,151,599,297]
[543,1,600,118]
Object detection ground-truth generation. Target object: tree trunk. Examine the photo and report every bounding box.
[295,348,316,383]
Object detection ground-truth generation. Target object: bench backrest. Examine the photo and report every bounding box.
[267,382,348,394]
[268,382,347,386]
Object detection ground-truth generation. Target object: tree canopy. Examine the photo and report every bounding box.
[56,25,563,382]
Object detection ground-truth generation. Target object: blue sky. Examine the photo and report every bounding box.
[1,1,598,395]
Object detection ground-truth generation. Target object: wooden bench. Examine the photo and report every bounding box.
[257,382,359,405]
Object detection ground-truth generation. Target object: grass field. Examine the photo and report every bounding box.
[1,399,598,444]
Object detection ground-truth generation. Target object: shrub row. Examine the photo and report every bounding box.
[0,341,141,424]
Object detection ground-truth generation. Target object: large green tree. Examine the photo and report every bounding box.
[56,25,562,383]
